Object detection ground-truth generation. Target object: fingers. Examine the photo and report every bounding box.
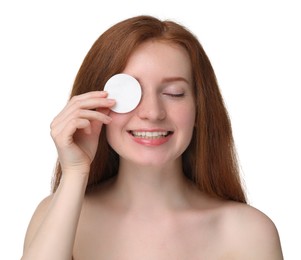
[53,91,115,126]
[51,117,91,147]
[50,91,115,142]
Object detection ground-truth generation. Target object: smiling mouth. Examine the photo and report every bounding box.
[129,131,173,139]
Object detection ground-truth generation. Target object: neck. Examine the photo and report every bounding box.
[111,158,192,212]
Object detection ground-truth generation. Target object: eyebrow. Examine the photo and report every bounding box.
[161,76,190,84]
[133,76,190,87]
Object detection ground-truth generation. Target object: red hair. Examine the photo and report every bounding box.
[52,15,247,203]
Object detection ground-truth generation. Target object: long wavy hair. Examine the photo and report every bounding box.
[51,15,247,203]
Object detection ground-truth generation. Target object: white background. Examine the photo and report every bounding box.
[1,0,300,259]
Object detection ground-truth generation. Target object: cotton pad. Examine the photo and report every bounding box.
[104,73,142,113]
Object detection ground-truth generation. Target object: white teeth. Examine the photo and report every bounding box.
[131,131,169,139]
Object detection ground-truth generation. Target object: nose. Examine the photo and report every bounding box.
[137,92,166,121]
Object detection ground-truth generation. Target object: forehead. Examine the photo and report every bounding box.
[124,40,192,82]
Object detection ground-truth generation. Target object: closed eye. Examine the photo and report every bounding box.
[164,93,185,98]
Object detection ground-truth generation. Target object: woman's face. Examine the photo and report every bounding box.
[106,40,196,168]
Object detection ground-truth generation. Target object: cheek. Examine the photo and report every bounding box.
[174,104,196,130]
[105,113,128,144]
[182,106,196,148]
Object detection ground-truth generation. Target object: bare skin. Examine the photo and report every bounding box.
[73,176,282,260]
[21,41,283,260]
[23,176,283,260]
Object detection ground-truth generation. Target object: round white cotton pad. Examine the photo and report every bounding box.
[104,73,142,113]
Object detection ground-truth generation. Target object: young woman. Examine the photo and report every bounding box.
[21,15,283,259]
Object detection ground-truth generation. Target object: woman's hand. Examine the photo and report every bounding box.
[50,91,115,176]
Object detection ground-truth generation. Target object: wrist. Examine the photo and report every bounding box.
[60,170,89,189]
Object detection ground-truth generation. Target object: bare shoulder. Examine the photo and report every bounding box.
[220,201,283,259]
[23,194,54,250]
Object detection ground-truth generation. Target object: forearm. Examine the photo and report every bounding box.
[22,173,88,260]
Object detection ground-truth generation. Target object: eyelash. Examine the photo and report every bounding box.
[164,93,185,98]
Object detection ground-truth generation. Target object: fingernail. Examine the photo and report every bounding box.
[107,99,116,104]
